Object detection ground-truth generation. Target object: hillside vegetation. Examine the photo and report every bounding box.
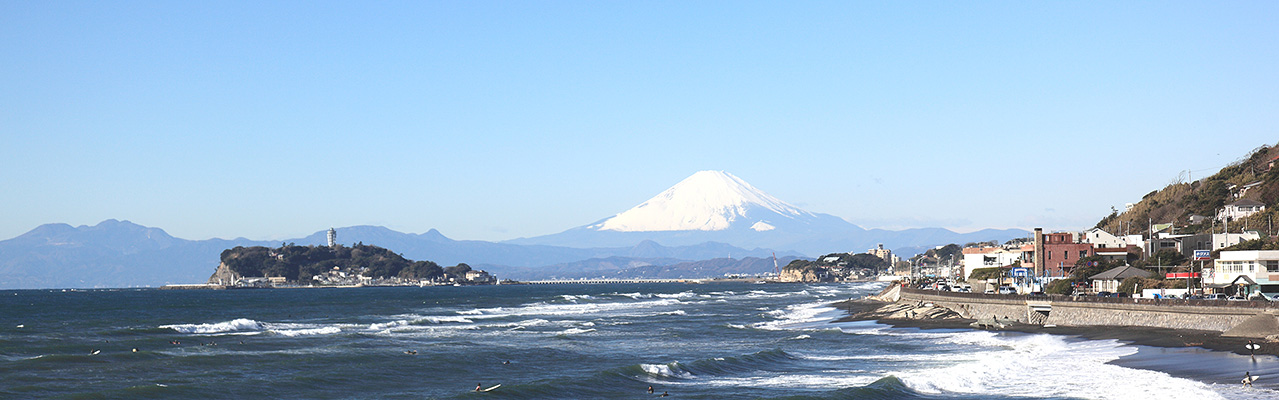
[220,243,446,282]
[1095,142,1279,236]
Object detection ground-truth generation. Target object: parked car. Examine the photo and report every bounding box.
[997,286,1017,295]
[1204,294,1229,301]
[1095,291,1113,297]
[984,287,996,294]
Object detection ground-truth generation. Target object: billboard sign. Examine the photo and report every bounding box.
[1193,250,1211,261]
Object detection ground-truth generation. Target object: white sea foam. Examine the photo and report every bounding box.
[462,298,682,320]
[754,302,840,331]
[641,363,695,379]
[694,373,876,389]
[559,328,596,335]
[422,316,474,324]
[271,327,342,337]
[368,320,410,331]
[655,291,697,299]
[161,318,263,334]
[559,294,593,302]
[896,333,1230,400]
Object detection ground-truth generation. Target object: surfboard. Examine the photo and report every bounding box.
[1243,375,1259,384]
[1247,343,1261,350]
[481,384,501,392]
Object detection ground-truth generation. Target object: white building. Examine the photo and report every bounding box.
[327,227,337,248]
[1080,228,1127,248]
[961,247,1025,279]
[1212,231,1261,250]
[1204,250,1279,297]
[1217,199,1266,222]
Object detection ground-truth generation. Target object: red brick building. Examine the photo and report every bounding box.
[1038,232,1094,277]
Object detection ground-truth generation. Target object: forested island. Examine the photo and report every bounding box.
[206,243,493,287]
[779,252,889,282]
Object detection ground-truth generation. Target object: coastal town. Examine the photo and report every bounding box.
[799,146,1279,303]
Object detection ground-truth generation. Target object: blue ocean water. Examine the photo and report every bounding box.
[1,282,1275,399]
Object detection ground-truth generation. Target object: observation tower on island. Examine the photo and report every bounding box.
[327,227,337,248]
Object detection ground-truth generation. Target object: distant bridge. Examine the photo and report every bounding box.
[512,278,702,285]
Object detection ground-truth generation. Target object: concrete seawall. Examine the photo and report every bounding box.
[898,288,1279,337]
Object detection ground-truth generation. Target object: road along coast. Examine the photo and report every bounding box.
[834,284,1279,357]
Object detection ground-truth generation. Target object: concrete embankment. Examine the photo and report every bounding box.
[896,288,1279,338]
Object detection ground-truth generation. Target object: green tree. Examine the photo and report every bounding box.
[1045,279,1074,295]
[968,267,1003,280]
[400,261,444,281]
[1117,276,1144,294]
[1147,249,1188,267]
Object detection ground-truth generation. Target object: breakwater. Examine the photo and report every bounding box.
[895,287,1279,337]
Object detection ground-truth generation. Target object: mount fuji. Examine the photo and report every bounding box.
[509,171,1026,256]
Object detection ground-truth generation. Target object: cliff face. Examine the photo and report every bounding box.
[778,267,823,283]
[207,262,240,285]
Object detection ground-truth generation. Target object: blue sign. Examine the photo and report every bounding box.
[1193,250,1211,261]
[1011,267,1029,277]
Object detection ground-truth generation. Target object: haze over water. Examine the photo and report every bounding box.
[2,282,1276,399]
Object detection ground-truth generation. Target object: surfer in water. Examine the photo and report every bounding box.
[647,386,654,394]
[1245,372,1255,388]
[475,383,482,392]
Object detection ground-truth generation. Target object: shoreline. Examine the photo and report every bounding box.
[830,298,1279,392]
[829,298,1275,358]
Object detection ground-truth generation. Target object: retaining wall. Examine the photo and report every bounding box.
[898,288,1278,333]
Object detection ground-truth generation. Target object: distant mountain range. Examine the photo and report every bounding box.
[0,171,1028,289]
[509,171,1027,256]
[0,220,793,289]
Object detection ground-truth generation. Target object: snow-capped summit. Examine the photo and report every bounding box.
[509,170,1028,255]
[588,171,816,232]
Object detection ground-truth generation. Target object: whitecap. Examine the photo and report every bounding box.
[271,326,342,337]
[161,318,263,334]
[641,362,695,379]
[896,333,1229,400]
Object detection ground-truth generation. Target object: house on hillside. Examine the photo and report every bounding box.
[1089,266,1151,294]
[1217,199,1266,222]
[1080,228,1126,248]
[1229,181,1264,200]
[1188,214,1209,225]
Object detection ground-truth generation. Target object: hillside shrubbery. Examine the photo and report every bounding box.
[220,243,445,282]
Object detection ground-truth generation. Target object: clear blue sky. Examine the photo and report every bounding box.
[2,1,1276,242]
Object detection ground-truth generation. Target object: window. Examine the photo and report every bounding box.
[1080,251,1087,258]
[1063,251,1068,260]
